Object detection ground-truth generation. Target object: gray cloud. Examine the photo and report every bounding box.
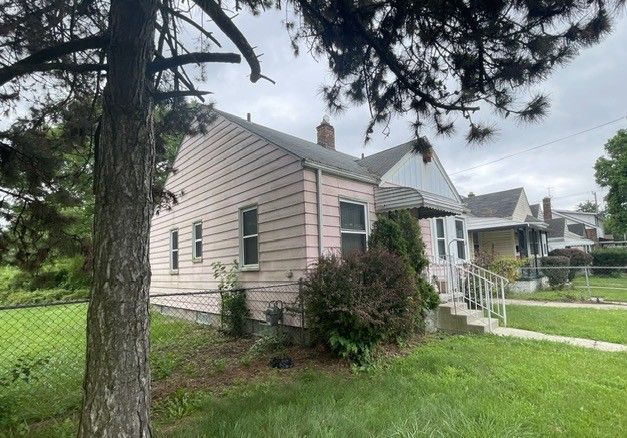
[194,9,626,212]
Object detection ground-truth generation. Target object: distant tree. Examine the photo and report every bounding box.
[0,0,623,434]
[595,130,627,235]
[577,200,599,213]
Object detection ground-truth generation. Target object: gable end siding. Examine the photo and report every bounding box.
[149,116,310,294]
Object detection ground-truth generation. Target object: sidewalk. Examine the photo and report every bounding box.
[493,327,627,352]
[505,299,626,310]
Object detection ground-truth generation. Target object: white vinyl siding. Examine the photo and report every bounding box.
[192,221,203,260]
[170,229,179,273]
[339,200,368,255]
[240,206,259,269]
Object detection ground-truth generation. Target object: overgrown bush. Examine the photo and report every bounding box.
[473,251,526,282]
[591,248,627,276]
[212,260,250,336]
[369,210,437,310]
[303,249,419,364]
[0,257,90,292]
[549,248,593,280]
[540,256,570,289]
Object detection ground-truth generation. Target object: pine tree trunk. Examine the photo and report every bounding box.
[78,0,157,435]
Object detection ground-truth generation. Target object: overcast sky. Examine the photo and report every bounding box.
[186,8,626,211]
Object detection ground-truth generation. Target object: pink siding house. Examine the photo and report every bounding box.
[149,111,467,298]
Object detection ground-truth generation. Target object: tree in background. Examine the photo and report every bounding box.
[577,200,599,213]
[595,129,627,237]
[0,0,623,434]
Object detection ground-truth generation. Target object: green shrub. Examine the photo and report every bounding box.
[591,248,627,276]
[0,257,90,292]
[303,249,419,364]
[473,252,526,282]
[212,260,250,336]
[549,248,593,280]
[540,256,570,289]
[0,288,89,305]
[369,210,437,310]
[220,290,250,336]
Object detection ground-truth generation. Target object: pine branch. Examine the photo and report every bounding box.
[192,0,262,82]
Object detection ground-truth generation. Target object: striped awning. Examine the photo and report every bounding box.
[374,186,463,218]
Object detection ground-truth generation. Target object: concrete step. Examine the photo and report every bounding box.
[436,302,500,334]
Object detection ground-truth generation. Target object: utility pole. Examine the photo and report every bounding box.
[592,191,598,212]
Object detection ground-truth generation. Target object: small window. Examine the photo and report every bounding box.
[170,229,179,272]
[455,219,466,260]
[435,218,446,259]
[340,201,367,255]
[240,206,259,267]
[192,221,203,260]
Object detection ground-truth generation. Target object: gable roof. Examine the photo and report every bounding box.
[530,204,541,219]
[568,223,587,237]
[552,209,599,228]
[216,110,378,182]
[547,218,567,238]
[357,138,430,177]
[464,187,525,218]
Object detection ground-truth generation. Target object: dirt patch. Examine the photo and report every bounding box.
[152,335,349,402]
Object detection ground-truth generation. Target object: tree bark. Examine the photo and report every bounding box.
[78,0,157,436]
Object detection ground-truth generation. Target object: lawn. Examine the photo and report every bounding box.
[0,302,231,435]
[508,273,627,303]
[158,336,626,438]
[505,304,627,344]
[2,303,626,437]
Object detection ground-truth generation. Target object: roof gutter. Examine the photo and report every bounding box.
[303,160,380,185]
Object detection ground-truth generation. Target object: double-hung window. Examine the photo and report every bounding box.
[340,200,367,255]
[240,206,259,268]
[435,218,446,259]
[192,221,203,261]
[170,229,179,272]
[455,218,466,260]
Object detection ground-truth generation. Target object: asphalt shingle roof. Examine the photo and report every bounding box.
[547,218,567,238]
[464,187,524,218]
[357,138,431,177]
[216,110,377,180]
[568,223,587,237]
[530,204,541,219]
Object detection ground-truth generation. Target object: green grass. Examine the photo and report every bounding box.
[509,274,627,303]
[506,304,627,344]
[159,335,626,438]
[0,303,223,435]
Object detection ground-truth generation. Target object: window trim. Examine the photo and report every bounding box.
[170,228,179,274]
[434,217,447,259]
[454,217,467,260]
[192,221,203,262]
[339,198,369,255]
[239,205,259,271]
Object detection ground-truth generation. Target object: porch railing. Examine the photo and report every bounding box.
[425,256,508,328]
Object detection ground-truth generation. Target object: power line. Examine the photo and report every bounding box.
[449,115,627,176]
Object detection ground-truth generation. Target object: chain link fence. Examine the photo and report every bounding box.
[513,265,626,301]
[0,282,304,430]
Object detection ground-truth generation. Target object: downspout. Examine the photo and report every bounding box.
[316,168,324,257]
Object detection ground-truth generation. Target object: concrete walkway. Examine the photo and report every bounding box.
[493,327,627,352]
[505,299,627,310]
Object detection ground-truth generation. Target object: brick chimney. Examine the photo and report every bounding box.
[316,115,335,150]
[585,228,598,242]
[542,197,552,222]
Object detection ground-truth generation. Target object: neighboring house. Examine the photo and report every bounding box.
[149,110,468,299]
[532,198,595,252]
[464,187,549,265]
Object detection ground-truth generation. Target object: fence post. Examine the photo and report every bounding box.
[298,277,305,345]
[584,267,591,300]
